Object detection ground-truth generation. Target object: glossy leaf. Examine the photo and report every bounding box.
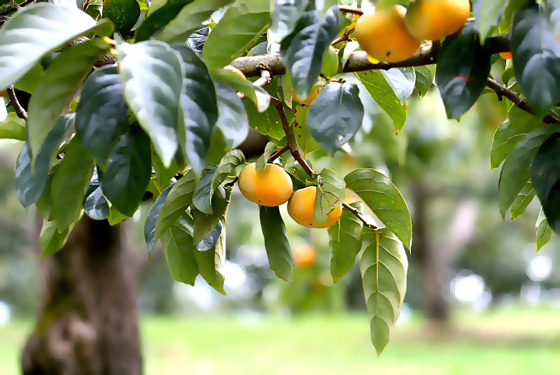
[435,23,491,119]
[473,0,506,42]
[536,208,553,251]
[270,0,308,43]
[413,65,435,97]
[118,41,184,167]
[281,4,338,99]
[76,65,129,167]
[83,168,110,221]
[194,221,226,294]
[187,26,210,55]
[328,201,363,282]
[314,168,345,226]
[161,213,199,285]
[259,206,294,282]
[0,3,113,90]
[345,169,412,249]
[215,82,249,148]
[134,0,194,42]
[193,186,231,246]
[383,68,416,105]
[360,227,408,356]
[101,129,152,216]
[40,220,71,256]
[307,82,364,154]
[144,183,174,257]
[511,3,560,117]
[202,0,271,68]
[211,68,270,112]
[510,182,536,220]
[27,38,111,158]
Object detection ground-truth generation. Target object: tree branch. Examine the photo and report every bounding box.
[342,202,377,230]
[0,0,35,16]
[7,86,28,120]
[338,6,363,16]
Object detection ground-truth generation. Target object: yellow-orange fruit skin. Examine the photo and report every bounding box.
[405,0,470,41]
[293,86,320,106]
[294,244,317,267]
[288,186,343,229]
[238,163,293,207]
[354,5,421,63]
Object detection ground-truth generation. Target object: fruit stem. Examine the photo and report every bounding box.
[7,86,28,120]
[342,202,378,230]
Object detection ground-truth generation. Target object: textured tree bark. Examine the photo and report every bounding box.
[21,217,143,375]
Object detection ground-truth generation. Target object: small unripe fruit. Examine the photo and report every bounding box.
[355,5,421,63]
[288,186,343,228]
[405,0,470,41]
[238,163,293,207]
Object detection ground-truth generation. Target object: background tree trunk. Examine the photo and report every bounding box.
[21,216,143,375]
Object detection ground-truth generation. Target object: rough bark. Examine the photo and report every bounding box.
[21,216,143,375]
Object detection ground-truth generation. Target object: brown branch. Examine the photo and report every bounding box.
[342,202,378,230]
[338,5,363,16]
[0,0,35,16]
[269,144,289,162]
[7,86,28,120]
[331,28,354,46]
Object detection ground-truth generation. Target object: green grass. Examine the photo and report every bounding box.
[2,308,560,375]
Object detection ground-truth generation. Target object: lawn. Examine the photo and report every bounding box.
[2,308,560,375]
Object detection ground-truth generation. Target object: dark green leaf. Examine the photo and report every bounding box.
[161,212,199,285]
[536,208,553,251]
[414,65,435,97]
[281,4,338,99]
[259,205,294,281]
[76,65,129,167]
[193,186,231,246]
[103,0,140,36]
[270,0,308,43]
[134,0,195,42]
[101,128,152,216]
[197,221,223,252]
[329,201,363,282]
[511,3,560,117]
[144,183,174,257]
[510,182,536,220]
[345,168,412,249]
[40,220,71,256]
[215,82,249,148]
[435,23,491,119]
[194,221,226,294]
[187,26,210,55]
[307,82,364,154]
[314,168,345,226]
[83,168,110,221]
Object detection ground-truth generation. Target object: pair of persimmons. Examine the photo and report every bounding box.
[238,163,343,228]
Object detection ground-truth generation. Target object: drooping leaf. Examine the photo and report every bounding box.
[144,183,174,257]
[360,227,408,356]
[14,63,44,94]
[281,4,338,99]
[0,114,26,141]
[511,3,560,117]
[118,41,184,167]
[536,208,553,251]
[269,0,308,43]
[510,182,536,220]
[499,126,560,218]
[192,186,231,246]
[173,44,218,175]
[157,0,235,44]
[100,128,151,216]
[356,71,407,133]
[473,0,507,42]
[76,65,129,167]
[211,68,271,112]
[307,81,364,154]
[259,205,294,282]
[531,132,560,234]
[345,168,412,249]
[161,212,199,285]
[82,168,110,221]
[435,23,491,119]
[328,201,363,282]
[134,0,195,42]
[40,220,71,256]
[27,38,111,158]
[256,142,278,172]
[215,82,250,148]
[314,168,345,226]
[194,221,226,294]
[0,3,113,90]
[193,150,245,214]
[383,68,416,105]
[50,137,95,231]
[413,65,435,97]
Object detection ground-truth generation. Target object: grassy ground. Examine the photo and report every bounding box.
[2,308,560,375]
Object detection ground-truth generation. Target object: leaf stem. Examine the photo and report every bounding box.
[7,86,28,120]
[342,202,378,230]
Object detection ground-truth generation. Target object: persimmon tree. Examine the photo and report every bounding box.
[1,0,559,364]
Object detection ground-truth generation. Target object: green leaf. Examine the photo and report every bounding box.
[314,168,345,226]
[51,137,95,231]
[473,0,507,42]
[281,4,338,99]
[259,206,294,282]
[83,168,110,221]
[293,105,320,156]
[329,201,363,282]
[0,3,113,90]
[202,0,270,68]
[499,126,560,218]
[490,107,543,169]
[256,142,278,172]
[157,0,235,44]
[215,82,250,148]
[103,0,141,36]
[15,114,74,207]
[155,169,197,240]
[76,65,129,167]
[413,65,435,97]
[194,221,226,294]
[345,168,412,249]
[511,3,560,117]
[356,71,407,133]
[173,44,218,175]
[144,183,174,257]
[531,132,560,234]
[245,100,291,140]
[435,23,491,119]
[383,68,416,105]
[27,38,111,159]
[134,0,195,42]
[360,227,408,356]
[193,186,231,246]
[14,63,43,94]
[161,212,199,285]
[101,128,152,216]
[510,182,536,220]
[186,26,210,55]
[193,149,245,214]
[270,0,308,43]
[0,114,26,141]
[536,208,553,251]
[211,68,271,112]
[118,41,184,167]
[307,82,364,154]
[40,220,71,256]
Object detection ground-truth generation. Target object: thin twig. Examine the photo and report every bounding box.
[7,86,28,120]
[269,144,290,162]
[331,27,355,46]
[338,5,363,16]
[0,0,35,16]
[342,202,378,230]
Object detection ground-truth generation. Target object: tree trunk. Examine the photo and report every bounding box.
[21,216,143,375]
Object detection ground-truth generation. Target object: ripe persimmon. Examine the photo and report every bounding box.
[294,244,317,267]
[238,163,293,206]
[405,0,470,41]
[288,186,343,228]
